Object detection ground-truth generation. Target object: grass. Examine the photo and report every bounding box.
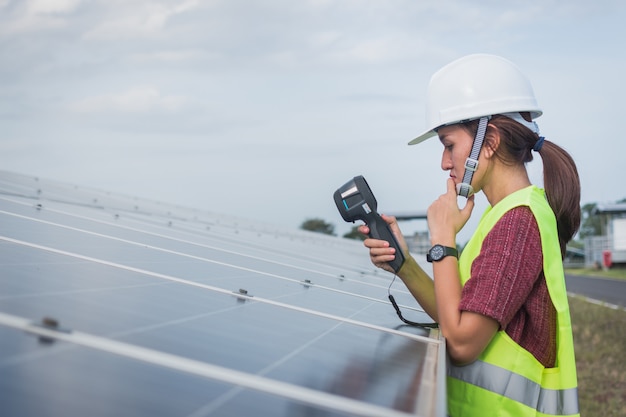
[565,266,626,280]
[567,267,626,416]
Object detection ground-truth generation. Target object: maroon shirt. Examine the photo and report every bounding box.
[459,206,557,368]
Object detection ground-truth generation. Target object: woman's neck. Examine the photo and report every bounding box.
[483,164,531,206]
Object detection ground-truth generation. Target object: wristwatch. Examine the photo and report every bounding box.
[426,244,458,262]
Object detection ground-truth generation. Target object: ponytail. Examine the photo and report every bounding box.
[536,139,581,257]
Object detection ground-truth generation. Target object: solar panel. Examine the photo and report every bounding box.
[0,170,446,417]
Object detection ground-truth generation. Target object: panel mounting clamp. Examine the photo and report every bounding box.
[30,316,72,344]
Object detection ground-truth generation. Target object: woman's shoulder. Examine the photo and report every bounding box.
[495,205,538,232]
[484,206,541,256]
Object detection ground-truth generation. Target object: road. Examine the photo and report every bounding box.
[565,274,626,308]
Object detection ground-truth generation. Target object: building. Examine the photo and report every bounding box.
[586,203,626,268]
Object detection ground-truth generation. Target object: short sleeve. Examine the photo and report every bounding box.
[459,206,544,328]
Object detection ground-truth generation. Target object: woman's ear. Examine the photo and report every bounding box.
[482,124,501,159]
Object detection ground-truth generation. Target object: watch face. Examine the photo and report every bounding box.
[430,245,444,260]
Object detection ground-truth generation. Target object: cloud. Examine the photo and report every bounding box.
[0,0,83,35]
[83,0,200,40]
[27,0,82,14]
[130,49,210,64]
[308,31,342,49]
[70,85,189,114]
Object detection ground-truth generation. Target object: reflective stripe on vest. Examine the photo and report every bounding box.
[448,360,579,415]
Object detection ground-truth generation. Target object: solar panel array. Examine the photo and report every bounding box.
[0,170,446,417]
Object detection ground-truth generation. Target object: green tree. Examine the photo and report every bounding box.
[577,198,626,240]
[578,202,601,239]
[300,218,335,235]
[342,225,366,240]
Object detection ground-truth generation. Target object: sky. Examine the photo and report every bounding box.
[1,0,624,243]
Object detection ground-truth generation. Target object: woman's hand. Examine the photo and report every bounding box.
[427,178,475,245]
[360,214,439,322]
[359,214,409,273]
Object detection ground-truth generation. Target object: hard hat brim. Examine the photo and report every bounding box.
[408,129,437,145]
[408,109,543,146]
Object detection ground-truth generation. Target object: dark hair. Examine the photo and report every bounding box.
[461,114,580,257]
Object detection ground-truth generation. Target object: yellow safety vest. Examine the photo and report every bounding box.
[447,186,579,417]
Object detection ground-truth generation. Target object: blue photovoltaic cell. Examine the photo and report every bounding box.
[0,171,446,417]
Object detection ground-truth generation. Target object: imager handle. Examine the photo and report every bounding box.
[366,213,405,273]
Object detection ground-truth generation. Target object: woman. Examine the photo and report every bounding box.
[361,54,580,416]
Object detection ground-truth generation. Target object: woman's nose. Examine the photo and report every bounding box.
[441,152,452,171]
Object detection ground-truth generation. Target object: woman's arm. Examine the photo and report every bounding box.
[431,256,499,364]
[362,215,497,364]
[360,215,438,321]
[427,179,498,364]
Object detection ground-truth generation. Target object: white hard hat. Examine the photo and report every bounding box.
[409,54,542,145]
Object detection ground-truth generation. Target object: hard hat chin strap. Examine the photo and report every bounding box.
[457,116,491,198]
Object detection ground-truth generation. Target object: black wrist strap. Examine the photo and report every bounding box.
[388,295,439,329]
[387,275,438,329]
